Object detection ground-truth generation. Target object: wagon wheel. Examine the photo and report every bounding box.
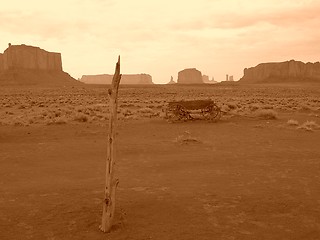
[202,104,221,121]
[165,105,179,122]
[165,105,175,119]
[176,104,193,121]
[210,104,222,120]
[165,104,189,122]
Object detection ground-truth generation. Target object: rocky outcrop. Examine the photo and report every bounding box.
[0,44,80,86]
[177,68,203,84]
[239,60,320,83]
[80,73,153,84]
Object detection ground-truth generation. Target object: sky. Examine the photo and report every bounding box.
[1,0,320,83]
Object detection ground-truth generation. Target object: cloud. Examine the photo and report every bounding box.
[0,11,93,40]
[169,1,320,31]
[164,0,320,60]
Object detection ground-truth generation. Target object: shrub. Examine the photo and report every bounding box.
[46,117,67,125]
[249,104,260,111]
[262,104,274,110]
[226,103,236,110]
[287,119,299,126]
[255,109,278,120]
[221,105,230,112]
[138,107,154,114]
[299,104,311,111]
[123,109,134,117]
[73,113,88,122]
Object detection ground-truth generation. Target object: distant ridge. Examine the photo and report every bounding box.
[239,60,320,83]
[80,73,153,84]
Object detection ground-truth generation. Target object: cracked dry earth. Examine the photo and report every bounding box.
[1,112,320,240]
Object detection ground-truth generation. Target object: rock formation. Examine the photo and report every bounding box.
[177,68,203,84]
[0,44,80,86]
[167,76,176,84]
[239,60,320,83]
[80,73,153,84]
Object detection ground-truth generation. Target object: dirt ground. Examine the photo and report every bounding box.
[1,85,320,239]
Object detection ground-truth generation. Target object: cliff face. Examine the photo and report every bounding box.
[240,60,320,83]
[0,44,80,86]
[0,53,3,72]
[80,73,153,84]
[177,68,203,84]
[0,44,62,71]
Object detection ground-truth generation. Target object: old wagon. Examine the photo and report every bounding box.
[165,99,222,122]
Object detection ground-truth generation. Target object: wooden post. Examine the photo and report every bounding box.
[100,56,122,233]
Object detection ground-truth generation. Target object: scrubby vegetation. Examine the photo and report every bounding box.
[0,84,319,126]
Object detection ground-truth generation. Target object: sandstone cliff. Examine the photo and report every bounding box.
[239,60,320,83]
[177,68,203,84]
[0,44,80,86]
[80,73,153,84]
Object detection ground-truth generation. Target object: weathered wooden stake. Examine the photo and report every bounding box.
[100,56,122,233]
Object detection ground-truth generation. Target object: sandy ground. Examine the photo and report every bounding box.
[1,111,320,239]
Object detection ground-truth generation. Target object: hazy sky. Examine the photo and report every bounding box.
[1,0,320,83]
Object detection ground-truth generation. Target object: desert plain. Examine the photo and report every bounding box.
[1,83,320,240]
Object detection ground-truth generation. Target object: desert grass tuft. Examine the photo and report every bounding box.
[175,131,201,144]
[297,120,320,131]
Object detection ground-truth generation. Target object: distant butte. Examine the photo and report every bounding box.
[80,73,153,85]
[177,68,203,84]
[202,75,217,84]
[239,60,320,83]
[0,43,81,86]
